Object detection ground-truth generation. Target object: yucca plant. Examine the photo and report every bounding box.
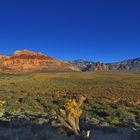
[52,96,90,139]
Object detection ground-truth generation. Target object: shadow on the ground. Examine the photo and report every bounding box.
[0,113,139,140]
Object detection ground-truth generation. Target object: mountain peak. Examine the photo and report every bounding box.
[13,49,46,57]
[0,50,80,72]
[13,50,34,56]
[68,58,140,71]
[11,50,53,60]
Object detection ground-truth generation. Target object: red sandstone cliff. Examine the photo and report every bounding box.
[0,50,80,72]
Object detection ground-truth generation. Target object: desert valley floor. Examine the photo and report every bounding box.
[0,71,139,140]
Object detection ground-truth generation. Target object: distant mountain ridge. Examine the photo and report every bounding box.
[0,50,139,73]
[68,58,140,71]
[108,57,140,71]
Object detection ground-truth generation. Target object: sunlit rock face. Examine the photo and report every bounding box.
[68,58,140,71]
[12,50,53,60]
[0,50,80,73]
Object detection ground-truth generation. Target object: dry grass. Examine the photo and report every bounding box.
[0,72,139,140]
[0,71,139,113]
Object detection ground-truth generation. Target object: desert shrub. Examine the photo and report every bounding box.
[21,96,42,113]
[81,102,93,112]
[56,98,69,108]
[85,98,95,106]
[5,103,19,113]
[39,99,58,114]
[45,101,58,114]
[116,106,135,120]
[80,102,95,121]
[106,116,121,126]
[125,111,135,120]
[52,96,86,137]
[111,101,132,109]
[110,102,121,109]
[96,105,114,117]
[96,110,109,118]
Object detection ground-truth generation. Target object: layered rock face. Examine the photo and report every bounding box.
[0,50,80,72]
[0,50,139,72]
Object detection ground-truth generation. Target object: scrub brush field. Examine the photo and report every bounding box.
[0,72,139,140]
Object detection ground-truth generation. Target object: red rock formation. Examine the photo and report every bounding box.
[0,50,80,73]
[11,50,53,60]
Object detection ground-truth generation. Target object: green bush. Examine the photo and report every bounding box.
[56,98,68,108]
[106,116,121,126]
[117,106,135,120]
[39,99,58,114]
[21,96,42,113]
[85,98,95,105]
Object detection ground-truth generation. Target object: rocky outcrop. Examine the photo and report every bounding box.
[0,50,139,72]
[68,58,140,71]
[67,60,92,71]
[0,50,80,73]
[82,62,109,71]
[68,60,109,71]
[108,58,140,71]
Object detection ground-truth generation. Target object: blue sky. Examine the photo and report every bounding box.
[0,0,140,62]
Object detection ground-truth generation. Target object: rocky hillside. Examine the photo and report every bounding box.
[0,50,80,73]
[68,58,140,71]
[67,60,92,71]
[109,58,140,71]
[0,50,139,72]
[68,60,109,71]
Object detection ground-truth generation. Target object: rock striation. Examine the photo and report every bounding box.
[0,50,80,73]
[0,50,139,72]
